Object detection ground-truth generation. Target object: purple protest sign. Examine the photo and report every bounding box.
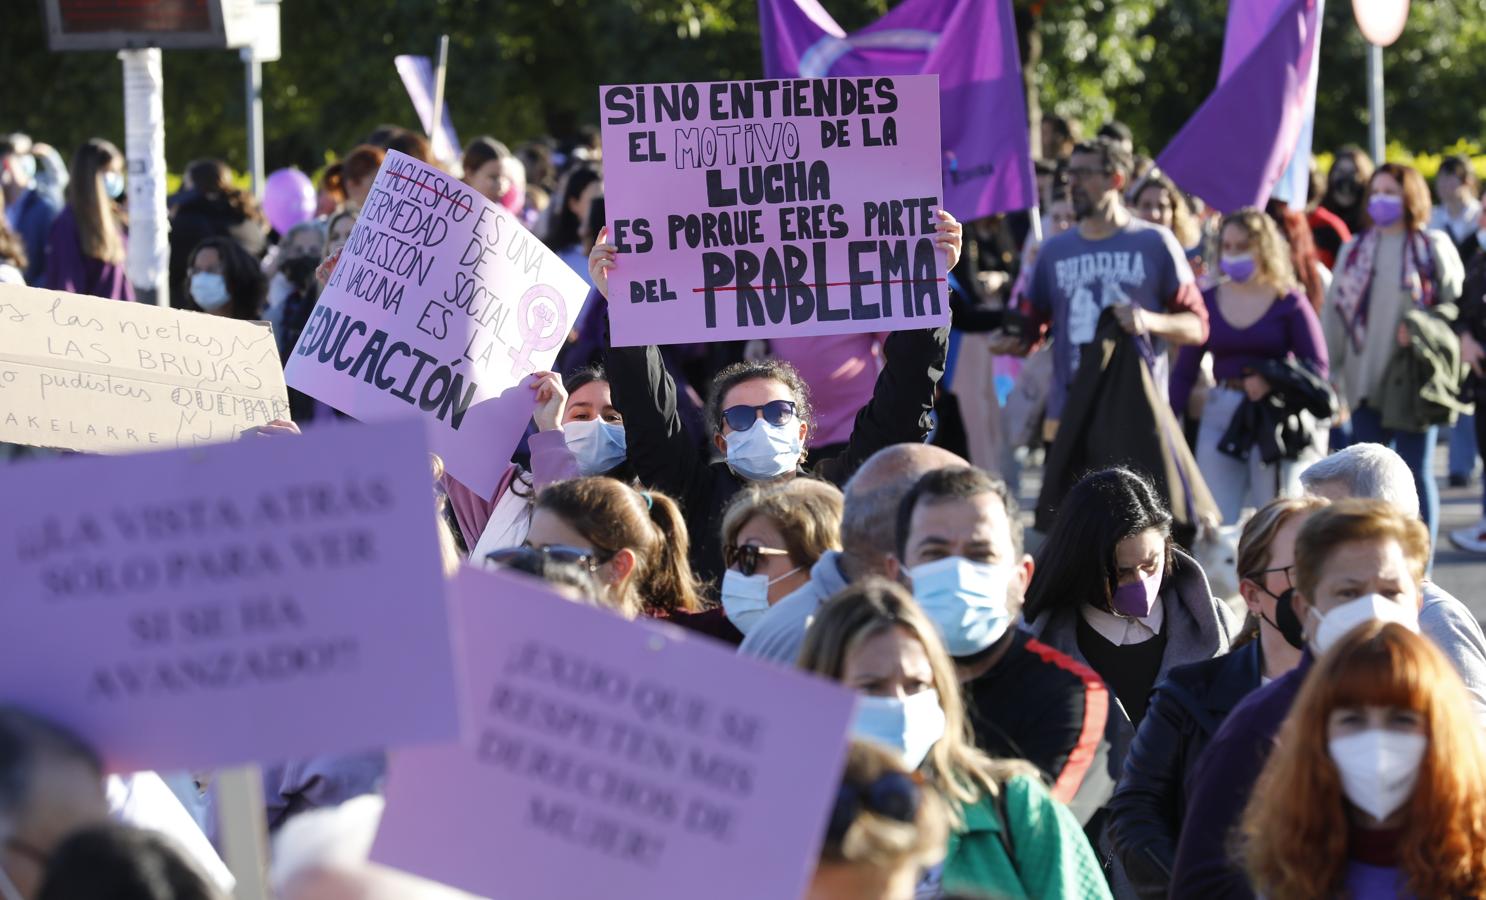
[0,419,460,774]
[373,565,856,900]
[760,0,1035,221]
[599,75,949,346]
[284,151,589,497]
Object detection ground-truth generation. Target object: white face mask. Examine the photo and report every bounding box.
[563,419,627,476]
[1328,729,1428,822]
[724,420,802,481]
[1307,593,1420,655]
[718,565,801,635]
[190,271,231,311]
[908,556,1013,657]
[851,689,947,771]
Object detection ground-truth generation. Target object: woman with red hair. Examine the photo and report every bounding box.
[1241,621,1486,898]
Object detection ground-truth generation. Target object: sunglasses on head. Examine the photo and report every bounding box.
[485,543,614,574]
[723,542,791,577]
[721,399,796,433]
[826,771,923,848]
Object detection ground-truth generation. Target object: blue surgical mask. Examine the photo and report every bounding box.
[724,419,802,481]
[909,556,1013,657]
[719,565,801,635]
[563,419,627,476]
[852,690,947,771]
[190,272,231,311]
[103,170,125,200]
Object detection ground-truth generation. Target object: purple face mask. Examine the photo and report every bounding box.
[1220,253,1256,283]
[1111,570,1161,618]
[1368,194,1404,227]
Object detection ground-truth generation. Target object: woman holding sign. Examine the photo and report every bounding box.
[800,579,1111,899]
[588,214,962,585]
[453,366,633,554]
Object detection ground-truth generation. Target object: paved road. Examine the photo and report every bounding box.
[1429,463,1485,624]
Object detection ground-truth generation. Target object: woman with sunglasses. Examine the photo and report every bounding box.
[589,217,962,586]
[713,478,843,642]
[801,579,1110,899]
[499,476,702,620]
[1241,621,1486,899]
[1107,496,1322,897]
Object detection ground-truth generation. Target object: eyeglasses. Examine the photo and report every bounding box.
[826,771,923,847]
[721,400,796,433]
[1244,564,1295,599]
[485,543,614,574]
[724,542,792,577]
[1065,166,1111,182]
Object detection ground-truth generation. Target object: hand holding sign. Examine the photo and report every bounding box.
[599,75,952,345]
[285,151,590,496]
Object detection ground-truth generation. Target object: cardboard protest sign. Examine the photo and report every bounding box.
[0,282,289,452]
[373,565,856,900]
[285,150,590,497]
[0,419,460,773]
[599,75,948,346]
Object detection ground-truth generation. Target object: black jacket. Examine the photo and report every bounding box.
[168,191,267,306]
[1037,310,1218,548]
[1105,640,1264,899]
[606,322,948,588]
[964,628,1113,827]
[1216,357,1336,464]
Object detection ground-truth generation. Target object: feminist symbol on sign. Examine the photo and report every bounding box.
[507,285,568,377]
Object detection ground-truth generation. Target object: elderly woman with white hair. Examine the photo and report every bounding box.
[1300,442,1486,720]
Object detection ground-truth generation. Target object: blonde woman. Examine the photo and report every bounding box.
[714,478,843,641]
[1170,207,1330,523]
[43,139,132,300]
[799,579,1110,900]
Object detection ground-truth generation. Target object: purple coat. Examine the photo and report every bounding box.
[1168,652,1313,898]
[43,206,134,300]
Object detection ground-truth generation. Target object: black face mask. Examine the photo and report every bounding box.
[1255,585,1307,650]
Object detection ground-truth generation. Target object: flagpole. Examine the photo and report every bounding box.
[1365,42,1385,164]
[430,34,450,152]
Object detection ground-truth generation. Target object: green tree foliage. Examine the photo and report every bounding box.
[1,0,1482,178]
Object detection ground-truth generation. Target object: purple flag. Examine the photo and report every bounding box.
[394,55,461,167]
[1156,0,1321,214]
[760,0,1036,219]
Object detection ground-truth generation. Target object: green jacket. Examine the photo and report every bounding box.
[1379,303,1471,432]
[942,774,1112,900]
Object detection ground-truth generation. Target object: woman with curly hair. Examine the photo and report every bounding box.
[1241,620,1486,899]
[1170,207,1329,523]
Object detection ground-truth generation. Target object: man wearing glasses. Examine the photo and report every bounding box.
[992,136,1207,443]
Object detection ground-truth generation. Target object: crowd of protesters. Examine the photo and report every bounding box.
[4,104,1486,900]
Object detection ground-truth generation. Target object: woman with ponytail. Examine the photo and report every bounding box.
[43,138,132,299]
[500,477,703,619]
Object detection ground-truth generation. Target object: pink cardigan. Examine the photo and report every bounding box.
[442,430,581,547]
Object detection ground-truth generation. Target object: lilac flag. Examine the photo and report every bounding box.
[760,0,1035,219]
[1157,0,1321,214]
[1217,0,1325,212]
[393,55,461,167]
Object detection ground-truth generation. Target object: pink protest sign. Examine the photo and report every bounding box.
[284,150,590,497]
[0,419,461,773]
[373,565,856,900]
[600,75,948,346]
